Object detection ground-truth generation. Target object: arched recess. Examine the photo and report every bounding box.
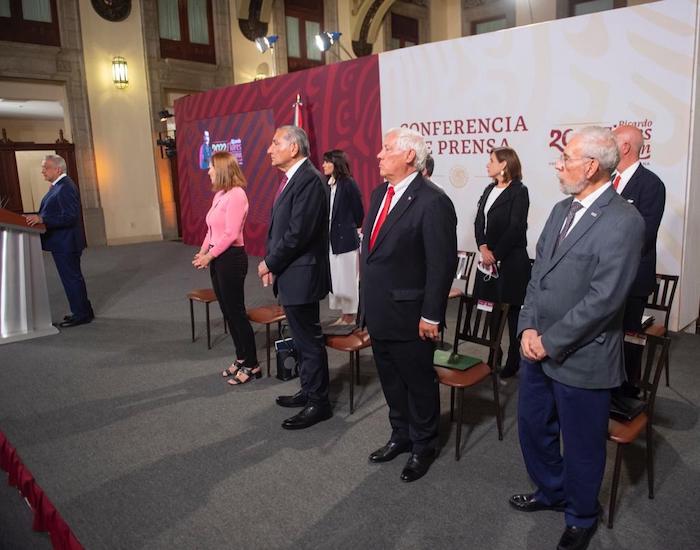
[352,0,394,56]
[237,0,275,41]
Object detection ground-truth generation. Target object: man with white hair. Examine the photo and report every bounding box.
[360,127,457,482]
[25,155,93,327]
[510,127,644,550]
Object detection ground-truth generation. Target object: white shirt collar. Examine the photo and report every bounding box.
[284,157,307,182]
[388,170,418,194]
[614,161,640,194]
[576,181,611,210]
[52,173,67,186]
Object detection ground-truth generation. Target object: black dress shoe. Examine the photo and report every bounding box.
[400,451,436,482]
[557,522,598,550]
[276,391,307,408]
[499,363,520,379]
[59,316,92,328]
[509,493,566,512]
[369,440,411,463]
[281,403,332,430]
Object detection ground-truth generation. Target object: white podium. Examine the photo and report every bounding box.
[0,208,58,344]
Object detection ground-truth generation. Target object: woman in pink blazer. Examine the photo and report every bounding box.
[193,152,259,385]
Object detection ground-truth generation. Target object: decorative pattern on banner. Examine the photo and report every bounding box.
[175,56,381,257]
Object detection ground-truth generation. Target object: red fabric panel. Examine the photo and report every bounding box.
[175,56,382,256]
[0,430,84,550]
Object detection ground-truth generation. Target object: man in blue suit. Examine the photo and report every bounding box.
[511,128,644,550]
[612,125,665,395]
[25,155,93,327]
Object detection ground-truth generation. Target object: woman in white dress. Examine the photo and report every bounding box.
[322,150,365,325]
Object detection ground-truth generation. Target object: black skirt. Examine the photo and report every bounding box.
[472,247,531,307]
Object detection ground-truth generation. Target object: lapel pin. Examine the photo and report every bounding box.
[408,196,412,201]
[591,212,598,217]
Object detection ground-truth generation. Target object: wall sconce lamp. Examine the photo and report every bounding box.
[112,56,129,89]
[255,35,278,53]
[315,31,353,60]
[159,109,174,122]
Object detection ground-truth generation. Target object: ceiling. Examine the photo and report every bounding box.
[0,99,64,120]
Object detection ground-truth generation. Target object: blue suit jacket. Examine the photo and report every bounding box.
[620,164,665,297]
[39,175,85,253]
[360,174,457,341]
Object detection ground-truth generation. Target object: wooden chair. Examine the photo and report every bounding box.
[247,304,286,377]
[187,288,227,350]
[607,334,671,528]
[325,329,371,414]
[644,274,678,386]
[442,251,477,345]
[433,295,509,460]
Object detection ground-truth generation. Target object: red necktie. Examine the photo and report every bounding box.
[612,174,621,190]
[274,175,288,201]
[369,185,395,250]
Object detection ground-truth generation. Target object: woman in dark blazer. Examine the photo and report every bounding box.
[322,149,365,325]
[473,147,531,378]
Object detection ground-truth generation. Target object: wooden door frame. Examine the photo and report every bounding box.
[0,141,87,244]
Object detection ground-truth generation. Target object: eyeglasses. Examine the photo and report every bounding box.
[556,154,594,168]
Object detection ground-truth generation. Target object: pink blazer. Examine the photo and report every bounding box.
[200,187,248,257]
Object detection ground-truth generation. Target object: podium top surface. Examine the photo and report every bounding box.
[0,208,45,234]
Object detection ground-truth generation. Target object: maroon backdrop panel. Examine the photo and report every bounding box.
[175,55,382,257]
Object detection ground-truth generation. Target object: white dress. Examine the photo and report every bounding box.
[328,181,360,315]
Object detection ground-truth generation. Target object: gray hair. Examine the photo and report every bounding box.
[44,154,67,173]
[572,126,619,174]
[279,125,310,158]
[386,127,428,171]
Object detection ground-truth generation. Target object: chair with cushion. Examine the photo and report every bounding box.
[433,295,509,460]
[325,329,372,414]
[644,273,678,386]
[442,251,477,345]
[607,334,670,528]
[187,288,227,350]
[247,304,286,377]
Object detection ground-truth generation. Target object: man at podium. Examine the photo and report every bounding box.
[24,155,93,328]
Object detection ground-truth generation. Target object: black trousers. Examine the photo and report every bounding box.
[622,295,647,385]
[209,247,257,366]
[503,307,522,373]
[52,251,92,320]
[371,338,439,454]
[284,301,330,405]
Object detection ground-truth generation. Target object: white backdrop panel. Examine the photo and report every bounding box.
[378,0,698,329]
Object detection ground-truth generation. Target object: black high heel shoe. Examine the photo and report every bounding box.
[227,364,262,385]
[222,359,245,378]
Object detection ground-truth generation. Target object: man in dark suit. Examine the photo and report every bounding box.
[258,126,332,430]
[25,155,93,327]
[511,127,644,550]
[361,128,457,482]
[612,125,666,394]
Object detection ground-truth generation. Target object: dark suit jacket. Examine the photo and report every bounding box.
[328,176,364,255]
[360,173,458,341]
[474,180,531,305]
[619,164,665,297]
[265,159,330,306]
[38,175,85,254]
[518,186,644,389]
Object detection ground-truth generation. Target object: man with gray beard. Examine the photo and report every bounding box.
[509,127,644,550]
